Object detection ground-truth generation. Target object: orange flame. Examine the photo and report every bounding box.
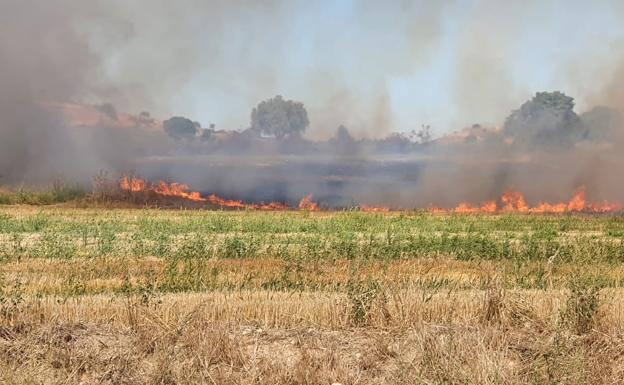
[528,202,567,213]
[480,201,498,214]
[452,200,497,214]
[119,175,288,210]
[501,190,529,212]
[119,176,621,214]
[154,181,207,202]
[298,194,319,211]
[430,185,621,214]
[359,205,391,212]
[427,205,447,214]
[119,176,147,193]
[566,186,586,212]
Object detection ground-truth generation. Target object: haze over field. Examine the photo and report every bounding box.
[2,0,624,207]
[5,4,624,383]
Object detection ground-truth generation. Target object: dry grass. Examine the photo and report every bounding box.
[5,256,624,296]
[2,206,624,383]
[1,289,624,384]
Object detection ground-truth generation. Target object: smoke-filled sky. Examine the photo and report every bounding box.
[69,0,623,138]
[2,0,624,139]
[3,0,624,202]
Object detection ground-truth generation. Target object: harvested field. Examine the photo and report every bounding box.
[2,207,624,383]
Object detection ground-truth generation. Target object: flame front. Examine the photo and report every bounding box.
[443,186,620,214]
[501,190,529,212]
[454,201,498,214]
[119,176,146,193]
[359,205,391,213]
[119,176,291,210]
[298,194,319,211]
[119,176,621,214]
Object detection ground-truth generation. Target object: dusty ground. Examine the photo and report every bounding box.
[1,289,624,384]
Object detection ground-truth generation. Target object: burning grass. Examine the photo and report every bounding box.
[2,173,622,215]
[112,174,623,214]
[2,207,624,383]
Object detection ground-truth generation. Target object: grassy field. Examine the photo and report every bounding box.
[2,206,624,384]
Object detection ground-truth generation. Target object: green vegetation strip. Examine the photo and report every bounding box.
[1,208,624,295]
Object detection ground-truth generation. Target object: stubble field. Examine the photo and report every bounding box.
[2,206,624,384]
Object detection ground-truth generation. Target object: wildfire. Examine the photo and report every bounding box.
[438,186,621,214]
[359,205,391,213]
[154,181,206,202]
[119,176,147,193]
[203,193,246,209]
[119,176,294,210]
[501,190,529,212]
[454,201,497,214]
[118,176,621,214]
[298,194,320,211]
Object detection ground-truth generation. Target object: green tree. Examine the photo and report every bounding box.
[503,91,583,147]
[163,116,199,140]
[251,95,309,139]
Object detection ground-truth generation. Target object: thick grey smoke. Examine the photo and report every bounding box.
[83,0,455,139]
[2,1,624,208]
[0,1,85,182]
[0,1,140,184]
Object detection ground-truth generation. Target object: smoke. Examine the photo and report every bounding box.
[589,56,624,133]
[0,0,137,184]
[451,2,524,128]
[78,0,456,138]
[2,1,624,208]
[0,0,451,186]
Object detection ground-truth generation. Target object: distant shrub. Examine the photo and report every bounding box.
[0,181,86,205]
[163,116,199,140]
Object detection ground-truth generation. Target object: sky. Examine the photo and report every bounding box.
[77,0,624,138]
